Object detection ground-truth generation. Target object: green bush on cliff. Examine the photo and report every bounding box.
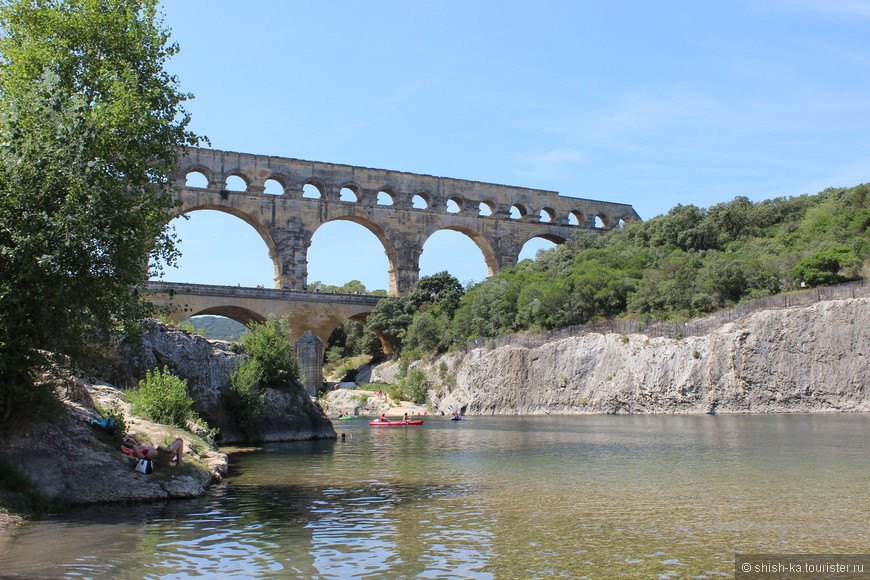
[220,360,263,442]
[241,316,301,390]
[129,367,195,428]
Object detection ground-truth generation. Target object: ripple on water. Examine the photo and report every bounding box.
[2,415,868,579]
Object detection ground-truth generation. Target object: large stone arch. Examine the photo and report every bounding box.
[422,225,499,277]
[173,147,643,295]
[173,204,283,289]
[308,215,401,293]
[181,306,266,327]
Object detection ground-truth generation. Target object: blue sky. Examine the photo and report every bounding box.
[153,0,870,293]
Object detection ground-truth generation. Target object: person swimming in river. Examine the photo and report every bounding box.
[122,435,185,465]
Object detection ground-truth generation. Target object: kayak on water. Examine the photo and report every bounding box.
[368,420,424,426]
[337,416,357,420]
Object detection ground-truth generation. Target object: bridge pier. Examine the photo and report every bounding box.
[295,331,324,397]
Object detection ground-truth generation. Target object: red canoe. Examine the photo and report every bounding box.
[368,420,424,426]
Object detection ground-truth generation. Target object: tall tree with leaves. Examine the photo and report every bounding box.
[0,0,199,424]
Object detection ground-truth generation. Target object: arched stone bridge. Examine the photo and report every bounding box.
[145,281,385,395]
[159,147,642,394]
[173,147,641,295]
[147,281,381,345]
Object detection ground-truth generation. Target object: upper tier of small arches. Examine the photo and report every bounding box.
[175,147,641,229]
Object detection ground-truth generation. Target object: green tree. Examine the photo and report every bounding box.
[0,0,198,424]
[220,359,264,441]
[403,310,444,353]
[241,316,301,390]
[366,295,415,353]
[328,319,382,358]
[791,246,862,287]
[367,273,467,354]
[407,271,465,317]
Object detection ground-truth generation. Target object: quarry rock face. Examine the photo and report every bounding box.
[373,298,869,416]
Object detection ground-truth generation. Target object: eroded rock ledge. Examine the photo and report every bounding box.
[0,376,227,507]
[106,319,335,443]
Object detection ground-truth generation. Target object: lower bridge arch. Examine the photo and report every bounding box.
[146,282,384,396]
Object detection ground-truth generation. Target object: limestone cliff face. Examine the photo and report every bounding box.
[108,320,335,443]
[373,298,869,415]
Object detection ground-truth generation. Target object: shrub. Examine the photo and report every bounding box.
[220,359,264,442]
[399,368,430,404]
[792,246,862,287]
[92,403,128,441]
[129,367,194,427]
[241,316,300,390]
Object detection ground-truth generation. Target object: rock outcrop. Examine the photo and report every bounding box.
[0,373,227,506]
[320,387,392,417]
[107,320,335,443]
[373,298,869,415]
[0,319,337,509]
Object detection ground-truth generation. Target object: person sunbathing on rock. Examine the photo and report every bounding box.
[122,436,185,465]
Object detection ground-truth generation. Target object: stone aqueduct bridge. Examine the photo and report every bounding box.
[170,147,641,295]
[149,147,642,394]
[146,281,385,395]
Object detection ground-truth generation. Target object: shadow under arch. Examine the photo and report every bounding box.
[183,306,266,327]
[173,204,282,289]
[423,225,498,278]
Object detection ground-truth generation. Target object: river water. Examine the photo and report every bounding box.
[1,414,868,579]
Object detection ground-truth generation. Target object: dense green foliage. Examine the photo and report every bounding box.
[319,281,389,375]
[220,358,264,442]
[367,271,466,354]
[452,187,867,339]
[364,186,868,355]
[397,368,430,405]
[0,0,198,423]
[129,367,195,427]
[218,316,300,441]
[325,320,382,366]
[240,316,302,390]
[308,279,387,296]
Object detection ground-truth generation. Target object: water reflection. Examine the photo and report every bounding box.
[1,414,868,578]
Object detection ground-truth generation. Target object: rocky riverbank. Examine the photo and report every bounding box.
[0,319,336,541]
[0,370,228,508]
[373,297,869,415]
